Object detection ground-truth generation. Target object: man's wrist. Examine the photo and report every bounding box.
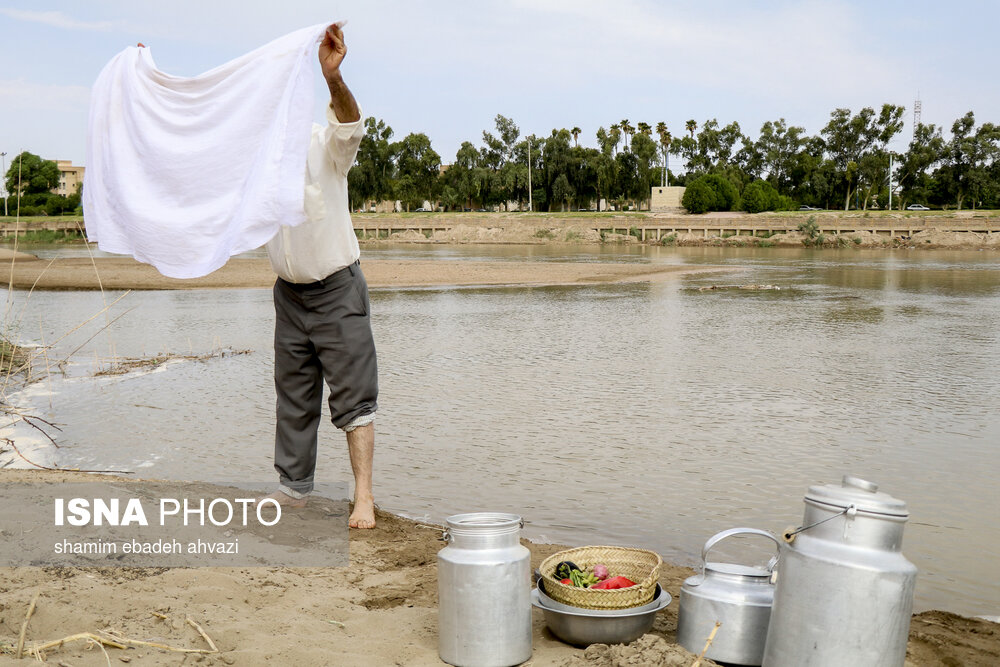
[325,72,346,89]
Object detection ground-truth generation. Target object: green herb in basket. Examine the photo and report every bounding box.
[569,569,600,588]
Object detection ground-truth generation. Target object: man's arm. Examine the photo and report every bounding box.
[320,24,360,123]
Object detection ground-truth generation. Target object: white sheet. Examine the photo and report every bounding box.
[83,23,330,279]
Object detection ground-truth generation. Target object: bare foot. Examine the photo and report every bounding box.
[349,495,376,529]
[259,490,307,509]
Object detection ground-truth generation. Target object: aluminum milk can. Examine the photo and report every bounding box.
[763,476,918,667]
[677,527,779,666]
[438,512,532,667]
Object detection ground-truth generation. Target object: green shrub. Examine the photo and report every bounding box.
[797,215,827,246]
[534,228,555,239]
[797,215,819,238]
[740,180,797,213]
[681,178,716,214]
[741,181,771,213]
[775,195,796,211]
[704,174,739,211]
[682,173,741,213]
[660,233,677,245]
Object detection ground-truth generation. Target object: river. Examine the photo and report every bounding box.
[1,243,998,617]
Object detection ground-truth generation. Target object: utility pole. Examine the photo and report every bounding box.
[888,153,894,211]
[527,136,532,212]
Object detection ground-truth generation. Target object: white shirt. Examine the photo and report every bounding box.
[266,106,365,283]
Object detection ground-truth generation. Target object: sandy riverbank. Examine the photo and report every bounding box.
[0,253,724,290]
[0,469,997,666]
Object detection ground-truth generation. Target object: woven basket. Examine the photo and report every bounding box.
[539,545,662,610]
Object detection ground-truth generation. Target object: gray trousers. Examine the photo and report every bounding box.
[273,260,378,495]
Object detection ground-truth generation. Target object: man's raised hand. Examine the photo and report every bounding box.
[319,23,347,82]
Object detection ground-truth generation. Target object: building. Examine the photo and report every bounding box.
[650,186,685,212]
[53,160,85,197]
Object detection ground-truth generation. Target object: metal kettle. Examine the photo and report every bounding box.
[677,527,779,666]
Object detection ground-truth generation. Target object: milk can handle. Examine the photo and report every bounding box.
[442,518,524,542]
[701,527,781,573]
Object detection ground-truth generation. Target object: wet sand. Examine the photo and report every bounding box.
[0,253,724,290]
[0,469,997,666]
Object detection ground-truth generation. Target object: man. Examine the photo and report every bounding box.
[264,23,378,529]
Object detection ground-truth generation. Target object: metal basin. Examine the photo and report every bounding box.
[531,587,671,647]
[536,578,663,615]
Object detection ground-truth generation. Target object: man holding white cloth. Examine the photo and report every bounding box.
[265,23,377,529]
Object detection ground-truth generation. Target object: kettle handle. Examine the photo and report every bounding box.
[701,527,781,573]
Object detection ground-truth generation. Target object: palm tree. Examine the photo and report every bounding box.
[662,131,673,186]
[571,126,581,148]
[619,119,634,152]
[686,119,697,138]
[656,123,670,186]
[637,121,652,137]
[609,126,622,155]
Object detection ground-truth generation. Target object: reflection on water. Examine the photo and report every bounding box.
[1,244,999,617]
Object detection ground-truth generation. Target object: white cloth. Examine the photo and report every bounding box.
[83,23,330,279]
[265,106,364,283]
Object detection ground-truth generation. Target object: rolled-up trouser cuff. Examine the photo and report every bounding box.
[278,481,312,498]
[342,411,376,433]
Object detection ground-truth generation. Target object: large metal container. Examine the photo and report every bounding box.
[438,512,532,667]
[763,476,918,667]
[677,527,779,666]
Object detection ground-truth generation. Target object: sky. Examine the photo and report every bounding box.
[1,0,998,171]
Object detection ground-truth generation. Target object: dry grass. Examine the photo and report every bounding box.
[94,348,251,377]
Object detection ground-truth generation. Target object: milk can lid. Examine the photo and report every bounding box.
[804,475,909,517]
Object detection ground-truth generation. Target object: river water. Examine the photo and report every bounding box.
[1,243,998,617]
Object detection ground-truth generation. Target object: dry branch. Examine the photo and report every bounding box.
[691,621,721,667]
[186,615,219,653]
[2,437,133,474]
[15,591,40,658]
[98,629,216,654]
[26,633,127,658]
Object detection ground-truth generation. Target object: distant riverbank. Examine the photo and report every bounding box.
[3,211,999,251]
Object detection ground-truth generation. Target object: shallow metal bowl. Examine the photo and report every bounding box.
[536,578,663,615]
[531,586,671,647]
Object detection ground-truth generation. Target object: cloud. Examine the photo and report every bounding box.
[0,8,117,32]
[501,0,900,99]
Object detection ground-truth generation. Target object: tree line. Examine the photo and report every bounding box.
[5,105,999,216]
[348,106,1000,213]
[2,152,81,216]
